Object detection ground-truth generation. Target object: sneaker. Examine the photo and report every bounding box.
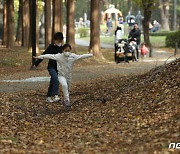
[46,97,54,103]
[62,100,71,112]
[53,95,60,102]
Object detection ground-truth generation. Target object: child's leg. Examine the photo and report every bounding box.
[47,68,59,97]
[59,76,69,101]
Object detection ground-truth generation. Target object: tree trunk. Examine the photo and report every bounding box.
[16,0,23,45]
[89,0,101,57]
[128,0,132,12]
[2,0,7,45]
[52,0,63,40]
[159,0,170,30]
[29,0,36,66]
[143,8,151,47]
[142,6,152,57]
[6,0,15,48]
[45,0,52,48]
[66,0,75,51]
[22,0,30,47]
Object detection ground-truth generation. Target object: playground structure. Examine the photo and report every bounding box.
[102,5,123,27]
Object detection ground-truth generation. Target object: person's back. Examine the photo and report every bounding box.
[115,26,123,44]
[107,18,112,28]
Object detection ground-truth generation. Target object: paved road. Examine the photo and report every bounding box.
[75,39,114,48]
[0,38,178,93]
[0,58,176,93]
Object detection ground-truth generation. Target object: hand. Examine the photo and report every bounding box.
[33,56,39,59]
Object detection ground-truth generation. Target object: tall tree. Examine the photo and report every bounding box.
[6,0,15,48]
[133,0,157,48]
[29,0,37,67]
[2,0,7,45]
[66,0,75,51]
[22,0,30,47]
[89,0,102,57]
[159,0,170,30]
[128,0,132,12]
[45,0,52,48]
[52,0,63,39]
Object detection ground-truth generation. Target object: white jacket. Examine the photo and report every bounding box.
[114,29,123,44]
[38,53,93,82]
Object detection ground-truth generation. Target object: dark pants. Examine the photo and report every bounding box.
[114,43,118,62]
[136,44,140,59]
[47,68,59,97]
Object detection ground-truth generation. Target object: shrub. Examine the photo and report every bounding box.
[166,31,180,48]
[150,31,173,36]
[78,27,89,38]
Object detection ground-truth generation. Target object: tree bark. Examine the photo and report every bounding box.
[29,0,37,66]
[2,0,7,45]
[143,8,151,47]
[159,0,170,30]
[89,0,102,57]
[52,0,63,40]
[22,0,30,47]
[45,0,52,48]
[66,0,75,51]
[6,0,15,48]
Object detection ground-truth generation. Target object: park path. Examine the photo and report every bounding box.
[75,38,114,48]
[0,39,178,93]
[0,58,176,93]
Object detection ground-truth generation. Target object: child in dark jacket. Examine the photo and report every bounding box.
[34,44,93,111]
[33,32,64,103]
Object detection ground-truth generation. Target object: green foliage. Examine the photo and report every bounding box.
[166,31,180,48]
[150,31,174,36]
[75,0,89,20]
[14,0,19,12]
[132,0,158,10]
[78,27,89,38]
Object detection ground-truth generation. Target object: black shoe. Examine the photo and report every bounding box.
[62,100,71,112]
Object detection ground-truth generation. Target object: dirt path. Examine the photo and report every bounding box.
[0,59,174,93]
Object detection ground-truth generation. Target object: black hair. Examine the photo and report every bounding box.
[53,32,64,41]
[62,43,72,50]
[115,26,122,35]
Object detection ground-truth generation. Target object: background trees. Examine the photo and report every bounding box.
[159,0,170,31]
[0,0,179,57]
[44,0,52,48]
[89,0,101,57]
[66,0,75,51]
[132,0,158,47]
[6,0,15,48]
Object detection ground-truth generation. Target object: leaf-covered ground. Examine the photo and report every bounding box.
[0,58,180,153]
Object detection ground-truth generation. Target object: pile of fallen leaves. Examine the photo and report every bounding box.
[0,58,179,153]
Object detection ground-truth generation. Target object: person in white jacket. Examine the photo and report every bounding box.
[35,44,93,111]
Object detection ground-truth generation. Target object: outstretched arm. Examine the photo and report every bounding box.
[74,53,93,60]
[36,53,60,61]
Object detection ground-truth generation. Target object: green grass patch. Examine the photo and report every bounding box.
[79,34,166,48]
